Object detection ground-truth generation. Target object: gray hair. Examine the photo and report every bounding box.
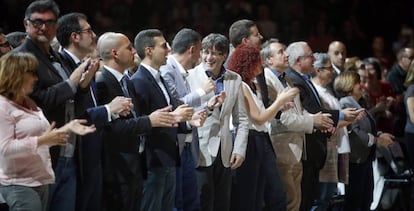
[286,41,307,66]
[313,53,331,69]
[260,38,279,67]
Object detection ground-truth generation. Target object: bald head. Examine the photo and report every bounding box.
[97,32,124,61]
[97,32,136,71]
[327,41,347,70]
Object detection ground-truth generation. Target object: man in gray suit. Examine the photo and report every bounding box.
[187,33,249,211]
[160,28,215,211]
[261,39,334,211]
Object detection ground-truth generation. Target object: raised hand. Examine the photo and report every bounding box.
[107,96,133,116]
[277,87,299,105]
[38,122,68,147]
[207,91,226,110]
[63,119,96,135]
[149,105,178,127]
[202,77,216,93]
[172,104,194,122]
[312,112,334,130]
[189,109,207,127]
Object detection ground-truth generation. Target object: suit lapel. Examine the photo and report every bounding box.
[140,66,170,106]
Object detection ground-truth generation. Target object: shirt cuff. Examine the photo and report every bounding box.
[339,111,344,121]
[104,104,112,122]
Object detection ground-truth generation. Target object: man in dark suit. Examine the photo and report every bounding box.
[56,12,129,211]
[285,41,358,211]
[14,1,94,210]
[95,32,178,211]
[132,29,195,211]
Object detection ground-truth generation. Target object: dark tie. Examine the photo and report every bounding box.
[120,76,137,118]
[278,72,288,88]
[303,75,322,107]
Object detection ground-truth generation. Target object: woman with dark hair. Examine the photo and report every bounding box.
[334,71,394,211]
[228,43,299,210]
[361,57,396,133]
[0,52,96,211]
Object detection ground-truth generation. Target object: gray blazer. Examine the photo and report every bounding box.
[160,55,203,167]
[187,64,249,168]
[339,96,375,163]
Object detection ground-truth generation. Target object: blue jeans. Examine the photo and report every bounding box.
[47,157,76,211]
[0,184,48,211]
[141,166,176,211]
[174,143,200,211]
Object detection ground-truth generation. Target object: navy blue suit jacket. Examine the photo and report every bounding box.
[131,65,182,169]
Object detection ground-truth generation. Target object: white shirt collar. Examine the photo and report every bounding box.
[141,63,161,82]
[63,48,81,65]
[104,65,124,82]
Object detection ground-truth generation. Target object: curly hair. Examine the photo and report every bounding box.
[227,43,262,87]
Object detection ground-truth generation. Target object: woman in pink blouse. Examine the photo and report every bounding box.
[0,52,96,211]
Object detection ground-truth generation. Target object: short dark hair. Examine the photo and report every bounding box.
[6,32,27,48]
[229,19,255,47]
[171,28,201,54]
[24,0,60,20]
[134,29,163,59]
[56,13,87,48]
[363,57,382,80]
[202,33,229,56]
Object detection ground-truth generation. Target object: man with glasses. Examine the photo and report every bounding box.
[187,33,249,211]
[14,1,91,211]
[132,29,197,211]
[285,41,358,211]
[55,12,105,211]
[0,29,12,57]
[262,39,333,211]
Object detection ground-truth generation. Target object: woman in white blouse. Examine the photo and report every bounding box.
[0,52,96,211]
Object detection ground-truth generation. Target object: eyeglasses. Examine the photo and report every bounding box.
[27,19,57,28]
[0,41,10,48]
[77,28,94,36]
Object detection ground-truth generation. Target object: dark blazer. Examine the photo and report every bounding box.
[59,50,105,211]
[286,67,340,168]
[14,38,76,167]
[95,67,151,211]
[339,96,376,163]
[130,65,181,169]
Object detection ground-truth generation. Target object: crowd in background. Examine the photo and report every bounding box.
[1,0,413,57]
[1,0,414,211]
